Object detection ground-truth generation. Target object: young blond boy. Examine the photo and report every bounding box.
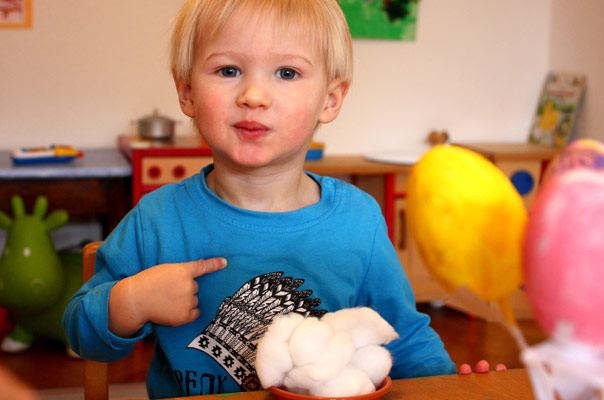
[64,0,456,397]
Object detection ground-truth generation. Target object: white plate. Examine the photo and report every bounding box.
[364,146,430,165]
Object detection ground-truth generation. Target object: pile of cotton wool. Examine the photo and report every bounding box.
[255,307,399,397]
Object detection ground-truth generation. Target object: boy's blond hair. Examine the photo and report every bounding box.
[170,0,353,85]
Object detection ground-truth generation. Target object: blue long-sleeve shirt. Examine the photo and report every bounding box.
[64,164,455,398]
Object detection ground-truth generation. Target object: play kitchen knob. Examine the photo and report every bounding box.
[134,109,179,140]
[147,165,161,179]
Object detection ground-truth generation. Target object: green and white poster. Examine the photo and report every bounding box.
[338,0,420,41]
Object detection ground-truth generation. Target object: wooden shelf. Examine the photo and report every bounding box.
[456,142,559,161]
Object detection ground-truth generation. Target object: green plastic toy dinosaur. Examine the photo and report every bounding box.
[0,195,82,354]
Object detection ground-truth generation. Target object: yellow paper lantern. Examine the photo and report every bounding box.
[406,145,527,311]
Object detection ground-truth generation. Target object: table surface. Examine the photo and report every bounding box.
[165,369,535,400]
[0,148,131,179]
[304,156,411,176]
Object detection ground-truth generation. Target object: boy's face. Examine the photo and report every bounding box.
[175,10,347,170]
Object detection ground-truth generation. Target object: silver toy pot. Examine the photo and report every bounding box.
[135,109,178,140]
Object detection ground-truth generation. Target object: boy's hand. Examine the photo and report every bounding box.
[109,258,227,337]
[458,360,507,374]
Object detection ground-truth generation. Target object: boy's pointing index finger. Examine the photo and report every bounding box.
[189,257,228,278]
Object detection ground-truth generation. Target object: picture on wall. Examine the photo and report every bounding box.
[338,0,420,41]
[0,0,32,28]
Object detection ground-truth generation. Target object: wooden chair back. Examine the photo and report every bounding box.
[82,241,108,400]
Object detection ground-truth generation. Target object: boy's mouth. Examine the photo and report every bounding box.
[234,120,269,140]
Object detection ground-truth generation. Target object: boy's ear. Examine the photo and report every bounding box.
[173,70,195,118]
[319,79,350,124]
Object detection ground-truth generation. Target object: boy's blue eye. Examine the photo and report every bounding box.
[219,67,240,77]
[277,68,297,80]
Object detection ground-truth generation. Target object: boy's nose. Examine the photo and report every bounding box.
[237,85,272,109]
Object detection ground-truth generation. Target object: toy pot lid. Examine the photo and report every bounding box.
[138,109,175,124]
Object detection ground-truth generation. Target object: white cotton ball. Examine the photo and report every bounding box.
[309,365,376,398]
[289,317,334,366]
[256,308,396,396]
[351,345,393,387]
[282,365,316,395]
[256,341,290,389]
[302,331,356,382]
[256,313,305,388]
[321,307,399,348]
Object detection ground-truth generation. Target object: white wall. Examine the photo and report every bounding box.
[0,1,185,149]
[549,0,604,141]
[329,0,551,153]
[0,0,561,155]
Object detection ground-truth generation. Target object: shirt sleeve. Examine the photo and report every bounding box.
[62,207,152,362]
[355,216,457,378]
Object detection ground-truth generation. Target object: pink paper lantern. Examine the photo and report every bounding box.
[523,168,604,348]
